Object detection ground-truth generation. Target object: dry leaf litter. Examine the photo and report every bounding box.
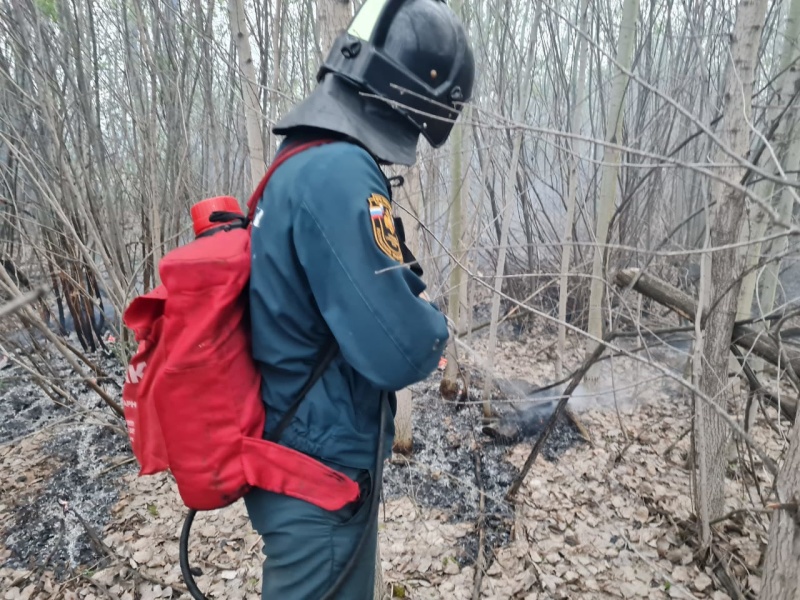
[0,324,790,599]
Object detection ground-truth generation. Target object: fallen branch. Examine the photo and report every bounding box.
[0,287,47,320]
[506,334,613,501]
[69,506,116,560]
[441,255,778,478]
[98,456,136,477]
[615,268,797,422]
[708,503,798,527]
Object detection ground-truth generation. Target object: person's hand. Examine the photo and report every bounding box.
[419,291,430,302]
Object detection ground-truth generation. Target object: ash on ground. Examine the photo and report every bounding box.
[0,349,134,578]
[383,372,584,566]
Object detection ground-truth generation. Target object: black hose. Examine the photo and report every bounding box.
[179,509,207,599]
[321,393,388,600]
[179,394,390,600]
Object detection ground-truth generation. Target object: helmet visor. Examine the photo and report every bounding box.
[348,0,389,41]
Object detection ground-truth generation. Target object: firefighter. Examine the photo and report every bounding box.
[245,0,475,597]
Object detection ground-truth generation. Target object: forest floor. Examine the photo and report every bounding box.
[0,319,791,600]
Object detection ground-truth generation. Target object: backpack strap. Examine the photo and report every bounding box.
[247,137,340,444]
[246,139,335,221]
[267,339,340,443]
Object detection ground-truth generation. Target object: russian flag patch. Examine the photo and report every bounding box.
[366,193,403,262]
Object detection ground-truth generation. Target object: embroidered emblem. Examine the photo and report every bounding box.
[367,194,403,262]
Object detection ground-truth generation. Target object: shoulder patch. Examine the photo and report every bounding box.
[367,193,403,263]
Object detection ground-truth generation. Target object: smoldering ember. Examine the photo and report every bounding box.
[1,0,800,599]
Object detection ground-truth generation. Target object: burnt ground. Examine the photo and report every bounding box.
[0,337,582,584]
[0,347,135,578]
[383,371,584,566]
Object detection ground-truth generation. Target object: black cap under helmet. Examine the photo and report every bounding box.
[273,0,475,165]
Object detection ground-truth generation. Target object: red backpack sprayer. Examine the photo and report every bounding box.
[122,141,385,599]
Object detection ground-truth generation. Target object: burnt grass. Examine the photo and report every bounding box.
[4,426,133,577]
[1,337,583,580]
[0,349,134,578]
[383,371,584,567]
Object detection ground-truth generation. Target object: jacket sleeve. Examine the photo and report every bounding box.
[292,148,449,391]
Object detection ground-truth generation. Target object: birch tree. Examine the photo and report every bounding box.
[229,0,266,190]
[736,0,800,432]
[585,0,638,365]
[392,165,424,456]
[736,0,800,315]
[694,0,769,546]
[757,118,800,317]
[556,0,590,377]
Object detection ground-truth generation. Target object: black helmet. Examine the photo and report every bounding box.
[273,0,475,165]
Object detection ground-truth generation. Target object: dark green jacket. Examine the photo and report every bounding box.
[248,136,448,471]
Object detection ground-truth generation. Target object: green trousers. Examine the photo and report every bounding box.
[244,464,378,600]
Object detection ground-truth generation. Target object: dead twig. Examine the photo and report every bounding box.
[565,406,594,446]
[506,333,614,501]
[59,336,114,384]
[98,456,136,477]
[708,503,798,527]
[472,450,487,600]
[614,439,635,465]
[663,426,692,457]
[0,287,47,320]
[79,572,121,600]
[710,545,746,600]
[69,504,189,594]
[68,505,116,560]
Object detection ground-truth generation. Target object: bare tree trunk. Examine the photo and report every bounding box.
[317,0,352,57]
[228,0,265,190]
[441,119,466,400]
[392,388,413,454]
[585,0,638,372]
[759,2,800,593]
[735,0,800,428]
[480,133,523,419]
[760,417,800,599]
[441,0,470,399]
[694,0,769,547]
[557,0,590,377]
